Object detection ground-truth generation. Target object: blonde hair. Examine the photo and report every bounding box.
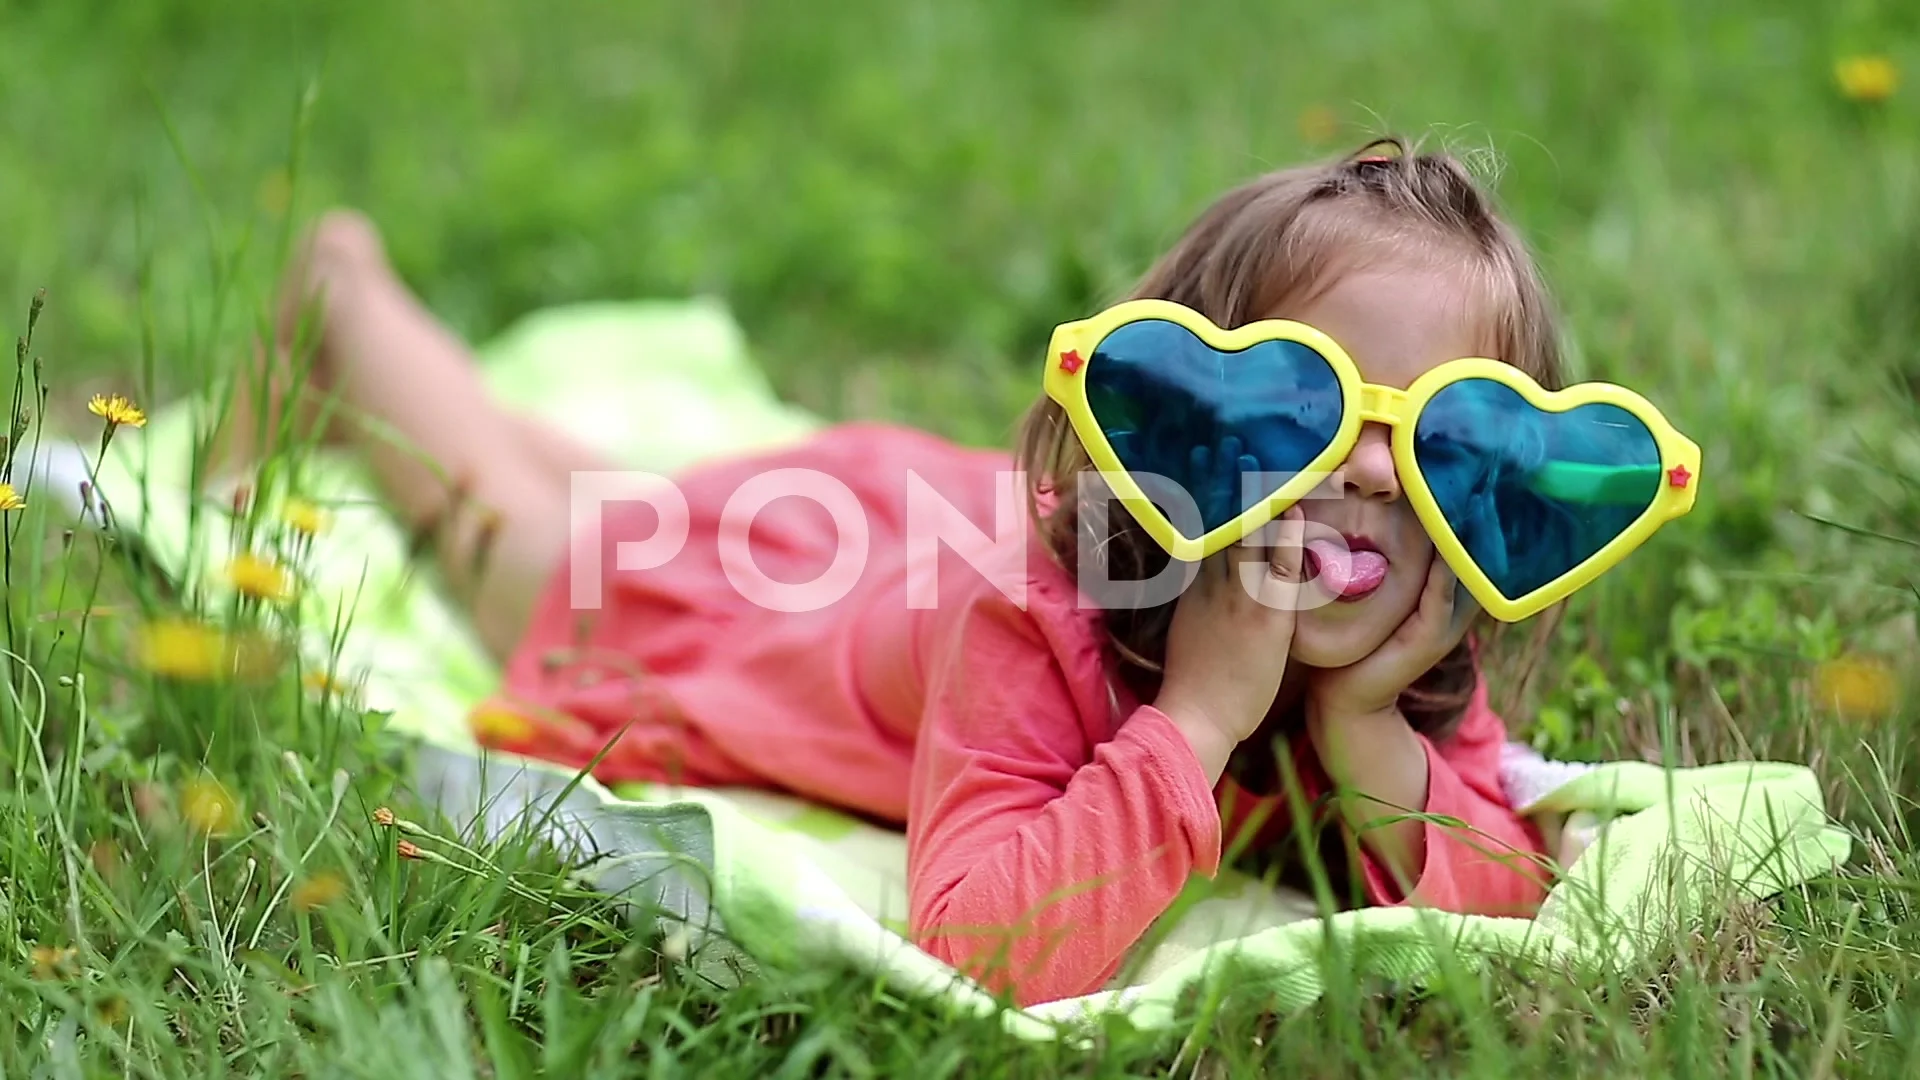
[1015,135,1568,741]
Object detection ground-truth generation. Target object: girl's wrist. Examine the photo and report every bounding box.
[1305,698,1416,786]
[1150,691,1241,787]
[1305,692,1400,735]
[1304,702,1431,884]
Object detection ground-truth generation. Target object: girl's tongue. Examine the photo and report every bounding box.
[1305,538,1390,600]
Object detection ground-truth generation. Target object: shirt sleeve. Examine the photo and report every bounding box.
[1357,678,1553,914]
[903,588,1224,1007]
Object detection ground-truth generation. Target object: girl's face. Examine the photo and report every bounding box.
[1267,262,1491,668]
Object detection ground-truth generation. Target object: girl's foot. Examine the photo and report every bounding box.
[206,208,582,662]
[204,210,391,482]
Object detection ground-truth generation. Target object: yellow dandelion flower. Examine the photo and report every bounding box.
[468,704,535,747]
[1297,103,1340,145]
[31,945,78,980]
[0,483,22,512]
[87,393,147,429]
[290,871,347,912]
[281,498,330,537]
[225,553,298,603]
[1836,55,1898,103]
[303,668,364,709]
[180,777,242,836]
[1814,654,1898,720]
[136,617,230,680]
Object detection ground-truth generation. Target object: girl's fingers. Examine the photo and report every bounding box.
[1218,438,1243,514]
[1426,555,1456,613]
[1427,556,1481,628]
[1220,435,1243,479]
[1419,556,1477,653]
[1227,536,1272,586]
[1268,507,1306,585]
[1237,508,1306,611]
[1217,508,1304,611]
[1216,545,1246,583]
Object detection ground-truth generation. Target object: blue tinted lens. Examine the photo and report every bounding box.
[1085,319,1345,537]
[1413,379,1662,601]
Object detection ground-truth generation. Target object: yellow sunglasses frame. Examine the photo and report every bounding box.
[1042,299,1702,622]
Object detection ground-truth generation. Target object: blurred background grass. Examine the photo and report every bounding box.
[10,0,1918,751]
[7,1,1920,1071]
[7,0,1915,424]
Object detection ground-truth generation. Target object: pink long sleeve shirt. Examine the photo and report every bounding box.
[482,423,1554,1007]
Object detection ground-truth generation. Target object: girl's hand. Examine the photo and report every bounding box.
[1305,553,1477,888]
[1155,506,1307,785]
[1308,552,1475,722]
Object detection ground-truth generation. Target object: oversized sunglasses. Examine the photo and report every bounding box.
[1042,299,1701,622]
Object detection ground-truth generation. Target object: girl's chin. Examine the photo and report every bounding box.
[1291,605,1407,667]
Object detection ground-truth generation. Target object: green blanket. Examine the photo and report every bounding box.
[59,298,1853,1040]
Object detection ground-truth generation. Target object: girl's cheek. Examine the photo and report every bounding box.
[1391,507,1432,554]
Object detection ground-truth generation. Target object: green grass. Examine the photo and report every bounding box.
[6,0,1920,1074]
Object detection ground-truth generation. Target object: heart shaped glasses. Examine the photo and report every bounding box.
[1042,299,1701,621]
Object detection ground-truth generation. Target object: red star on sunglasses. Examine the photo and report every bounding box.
[1667,464,1691,489]
[1058,349,1084,374]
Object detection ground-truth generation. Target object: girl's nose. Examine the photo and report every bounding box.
[1338,424,1401,501]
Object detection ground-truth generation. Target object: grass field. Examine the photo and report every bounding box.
[6,0,1920,1074]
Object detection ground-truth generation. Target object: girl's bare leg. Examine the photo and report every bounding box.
[249,212,592,662]
[504,410,620,479]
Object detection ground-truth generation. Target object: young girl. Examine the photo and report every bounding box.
[228,136,1652,1006]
